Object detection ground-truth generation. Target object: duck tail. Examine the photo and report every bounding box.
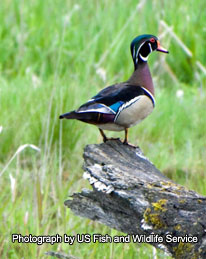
[59,111,78,120]
[59,111,93,121]
[60,110,115,124]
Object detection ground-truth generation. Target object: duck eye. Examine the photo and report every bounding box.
[150,38,155,43]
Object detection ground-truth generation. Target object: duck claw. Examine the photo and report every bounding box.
[123,141,138,148]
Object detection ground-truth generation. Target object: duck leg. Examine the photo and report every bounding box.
[123,128,129,144]
[99,129,108,142]
[123,128,137,147]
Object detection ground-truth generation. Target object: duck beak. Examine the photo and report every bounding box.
[156,40,169,53]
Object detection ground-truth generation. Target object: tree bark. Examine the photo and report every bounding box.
[64,140,206,259]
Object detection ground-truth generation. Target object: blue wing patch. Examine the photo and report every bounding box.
[109,101,124,113]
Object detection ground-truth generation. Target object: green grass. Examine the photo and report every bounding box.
[0,0,206,258]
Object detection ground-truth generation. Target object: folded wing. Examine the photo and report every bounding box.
[59,83,154,125]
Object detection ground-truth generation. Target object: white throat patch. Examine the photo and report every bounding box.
[135,41,153,64]
[139,53,148,62]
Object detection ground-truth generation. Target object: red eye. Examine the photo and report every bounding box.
[150,38,155,43]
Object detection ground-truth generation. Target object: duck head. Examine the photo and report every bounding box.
[130,34,169,69]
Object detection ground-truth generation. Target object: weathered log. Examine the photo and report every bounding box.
[64,140,206,259]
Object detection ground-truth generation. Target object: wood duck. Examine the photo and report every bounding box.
[59,34,169,144]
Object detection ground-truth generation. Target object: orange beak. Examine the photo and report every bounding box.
[156,40,169,53]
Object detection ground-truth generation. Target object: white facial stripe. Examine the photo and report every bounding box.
[139,53,148,62]
[136,42,145,62]
[137,42,146,54]
[134,42,145,65]
[148,43,152,53]
[134,41,154,64]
